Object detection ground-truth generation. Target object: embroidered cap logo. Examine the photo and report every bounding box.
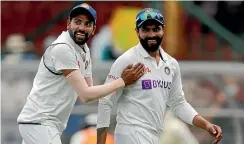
[80,3,89,9]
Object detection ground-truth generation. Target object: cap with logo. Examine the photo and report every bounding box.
[136,8,164,27]
[69,3,97,24]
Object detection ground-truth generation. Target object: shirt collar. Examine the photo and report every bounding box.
[137,42,167,62]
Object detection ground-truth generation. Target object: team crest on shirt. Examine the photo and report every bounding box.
[164,66,170,75]
[85,60,90,70]
[78,61,80,68]
[81,53,86,62]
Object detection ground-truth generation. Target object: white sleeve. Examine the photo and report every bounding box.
[50,44,79,72]
[167,60,198,125]
[97,57,130,128]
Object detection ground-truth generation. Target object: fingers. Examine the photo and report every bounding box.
[213,136,222,144]
[209,126,217,136]
[214,125,222,139]
[125,64,133,69]
[212,125,223,144]
[136,69,145,79]
[135,65,145,77]
[213,139,219,144]
[132,63,144,73]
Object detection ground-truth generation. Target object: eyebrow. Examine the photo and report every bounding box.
[142,25,161,29]
[73,18,92,23]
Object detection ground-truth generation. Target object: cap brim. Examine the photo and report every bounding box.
[137,19,164,27]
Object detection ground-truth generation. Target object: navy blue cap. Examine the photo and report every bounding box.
[69,3,97,24]
[136,8,164,27]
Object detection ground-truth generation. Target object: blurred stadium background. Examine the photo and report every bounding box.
[1,1,244,144]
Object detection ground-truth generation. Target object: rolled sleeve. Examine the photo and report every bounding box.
[167,60,198,125]
[97,56,131,128]
[51,44,79,72]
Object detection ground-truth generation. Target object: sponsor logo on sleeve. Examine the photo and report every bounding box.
[107,75,119,80]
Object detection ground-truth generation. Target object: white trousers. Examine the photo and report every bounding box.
[114,124,160,144]
[19,124,62,144]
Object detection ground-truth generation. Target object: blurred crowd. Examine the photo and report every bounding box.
[183,74,244,144]
[1,1,244,63]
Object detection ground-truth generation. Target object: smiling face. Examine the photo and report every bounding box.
[136,20,164,52]
[67,14,96,45]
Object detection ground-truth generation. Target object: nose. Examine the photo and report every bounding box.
[77,24,86,32]
[148,31,156,38]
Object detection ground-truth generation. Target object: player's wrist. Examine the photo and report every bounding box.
[193,115,211,130]
[118,78,126,87]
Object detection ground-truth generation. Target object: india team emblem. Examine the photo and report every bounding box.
[164,66,170,75]
[78,61,80,68]
[81,53,86,62]
[85,60,90,70]
[145,8,152,13]
[81,3,89,9]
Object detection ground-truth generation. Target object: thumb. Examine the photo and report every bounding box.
[126,64,133,69]
[209,126,217,135]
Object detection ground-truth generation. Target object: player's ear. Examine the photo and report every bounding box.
[135,27,139,37]
[67,19,71,30]
[91,25,96,35]
[162,24,166,30]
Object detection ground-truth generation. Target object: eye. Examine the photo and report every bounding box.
[74,20,81,25]
[85,22,93,27]
[142,28,149,32]
[153,27,161,32]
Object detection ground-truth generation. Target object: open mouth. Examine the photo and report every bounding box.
[148,40,157,44]
[76,33,85,40]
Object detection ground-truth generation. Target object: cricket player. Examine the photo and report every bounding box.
[17,3,144,144]
[97,8,223,144]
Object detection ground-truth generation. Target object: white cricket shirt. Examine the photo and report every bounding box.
[17,31,92,133]
[97,43,198,134]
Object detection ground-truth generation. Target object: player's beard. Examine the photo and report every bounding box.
[139,36,163,52]
[68,29,89,45]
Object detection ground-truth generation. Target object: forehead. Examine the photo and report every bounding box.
[140,20,162,29]
[72,14,91,21]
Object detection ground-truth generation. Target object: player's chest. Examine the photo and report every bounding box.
[139,61,174,91]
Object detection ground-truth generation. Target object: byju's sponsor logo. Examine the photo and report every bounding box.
[142,79,171,90]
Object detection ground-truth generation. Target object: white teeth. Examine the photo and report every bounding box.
[76,33,85,36]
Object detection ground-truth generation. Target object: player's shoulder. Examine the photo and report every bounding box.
[45,43,76,61]
[50,43,74,54]
[163,51,180,69]
[110,45,138,71]
[114,45,138,64]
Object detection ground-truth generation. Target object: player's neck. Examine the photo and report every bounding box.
[79,44,85,49]
[148,50,160,58]
[148,50,160,65]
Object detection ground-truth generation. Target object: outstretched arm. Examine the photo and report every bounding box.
[193,115,222,144]
[63,63,144,103]
[167,60,222,144]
